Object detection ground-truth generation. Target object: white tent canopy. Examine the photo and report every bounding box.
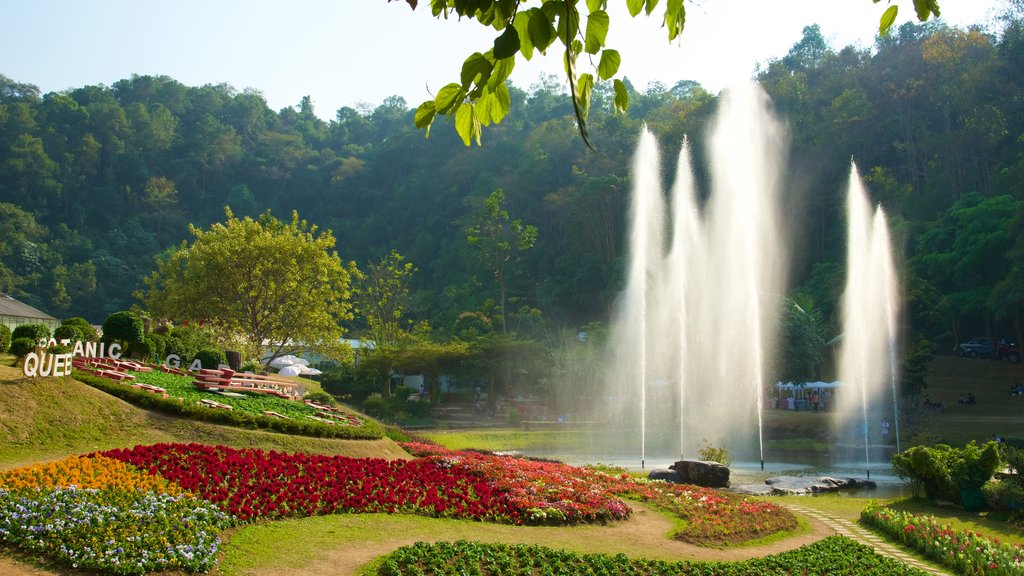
[268,354,310,368]
[277,364,304,377]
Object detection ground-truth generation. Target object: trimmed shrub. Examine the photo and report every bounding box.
[9,337,37,358]
[0,324,10,354]
[102,311,144,345]
[53,324,82,344]
[12,324,50,343]
[60,317,98,341]
[304,390,337,406]
[193,348,226,369]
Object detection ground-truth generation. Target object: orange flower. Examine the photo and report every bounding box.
[0,454,183,495]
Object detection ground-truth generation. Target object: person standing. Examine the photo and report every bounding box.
[881,419,890,441]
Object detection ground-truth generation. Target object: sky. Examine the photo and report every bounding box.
[2,1,1007,120]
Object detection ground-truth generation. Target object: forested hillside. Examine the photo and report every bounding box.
[1,18,1022,356]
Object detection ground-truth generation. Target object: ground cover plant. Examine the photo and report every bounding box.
[0,454,231,575]
[402,442,797,546]
[862,505,1024,575]
[368,536,930,576]
[75,370,384,440]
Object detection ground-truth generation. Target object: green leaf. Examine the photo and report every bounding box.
[584,10,609,55]
[644,0,659,16]
[664,0,685,41]
[487,56,515,90]
[477,92,495,126]
[625,0,643,17]
[492,83,511,123]
[528,9,554,52]
[455,103,481,146]
[493,25,520,59]
[576,73,594,119]
[879,5,899,35]
[434,83,464,115]
[556,2,581,48]
[460,52,493,91]
[597,49,620,80]
[414,101,436,135]
[513,11,534,60]
[613,79,629,114]
[586,0,604,11]
[913,0,932,20]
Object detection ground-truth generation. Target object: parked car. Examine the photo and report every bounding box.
[956,337,1020,362]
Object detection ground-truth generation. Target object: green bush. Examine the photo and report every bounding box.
[892,441,1002,503]
[304,390,337,406]
[699,439,735,467]
[193,348,226,369]
[0,324,10,354]
[9,337,37,358]
[240,359,262,372]
[163,325,217,364]
[52,324,82,344]
[126,334,162,361]
[363,396,387,419]
[982,477,1024,511]
[60,317,98,340]
[102,311,144,345]
[12,324,50,343]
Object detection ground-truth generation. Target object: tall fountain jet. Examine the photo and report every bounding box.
[602,84,900,468]
[603,83,788,463]
[836,163,902,473]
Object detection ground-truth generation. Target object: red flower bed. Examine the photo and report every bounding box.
[402,442,794,545]
[400,443,632,524]
[101,443,516,523]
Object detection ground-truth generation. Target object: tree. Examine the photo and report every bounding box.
[401,0,940,146]
[141,208,354,367]
[466,189,537,334]
[351,250,417,350]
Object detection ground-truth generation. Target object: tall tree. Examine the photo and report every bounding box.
[466,189,538,334]
[141,209,354,367]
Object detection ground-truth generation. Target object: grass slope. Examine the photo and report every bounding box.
[0,365,409,469]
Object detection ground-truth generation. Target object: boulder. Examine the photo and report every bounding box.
[670,459,730,488]
[647,468,683,484]
[760,475,876,495]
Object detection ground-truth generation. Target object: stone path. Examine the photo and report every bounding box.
[782,503,953,576]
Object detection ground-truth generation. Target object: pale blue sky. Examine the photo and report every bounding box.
[2,1,1005,119]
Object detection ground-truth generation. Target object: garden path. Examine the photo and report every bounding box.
[781,503,953,576]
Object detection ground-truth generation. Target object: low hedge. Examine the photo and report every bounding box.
[74,371,384,440]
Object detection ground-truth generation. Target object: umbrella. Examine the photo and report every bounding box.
[298,366,322,376]
[269,354,310,368]
[277,364,304,377]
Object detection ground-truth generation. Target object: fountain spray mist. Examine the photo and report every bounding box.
[603,83,788,462]
[836,163,902,475]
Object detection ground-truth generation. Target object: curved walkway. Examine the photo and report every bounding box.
[782,503,953,576]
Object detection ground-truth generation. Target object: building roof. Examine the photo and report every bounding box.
[0,293,57,321]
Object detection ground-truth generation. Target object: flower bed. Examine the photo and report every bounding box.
[76,371,383,440]
[862,505,1024,575]
[372,536,931,576]
[0,486,230,575]
[402,443,795,545]
[101,443,524,522]
[0,454,182,494]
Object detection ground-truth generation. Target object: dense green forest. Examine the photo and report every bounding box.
[1,17,1023,372]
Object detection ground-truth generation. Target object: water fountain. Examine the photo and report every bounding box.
[601,82,788,464]
[594,83,901,473]
[835,164,902,475]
